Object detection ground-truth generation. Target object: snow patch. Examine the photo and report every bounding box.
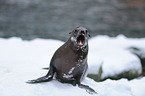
[0,36,145,96]
[88,35,143,79]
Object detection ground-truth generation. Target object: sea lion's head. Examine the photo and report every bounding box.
[70,26,90,49]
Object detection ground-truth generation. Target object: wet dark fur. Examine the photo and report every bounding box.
[27,27,96,94]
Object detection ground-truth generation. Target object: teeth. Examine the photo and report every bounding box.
[77,35,85,46]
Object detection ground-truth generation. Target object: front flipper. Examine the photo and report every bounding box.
[78,84,97,95]
[26,75,53,84]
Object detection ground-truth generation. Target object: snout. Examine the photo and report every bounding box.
[80,30,85,35]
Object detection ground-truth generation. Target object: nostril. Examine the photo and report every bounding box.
[81,31,85,34]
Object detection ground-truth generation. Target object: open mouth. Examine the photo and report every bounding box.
[77,35,85,46]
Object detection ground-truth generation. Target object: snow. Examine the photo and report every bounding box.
[88,35,143,78]
[0,35,145,96]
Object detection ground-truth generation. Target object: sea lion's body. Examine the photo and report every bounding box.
[27,27,96,94]
[52,37,88,85]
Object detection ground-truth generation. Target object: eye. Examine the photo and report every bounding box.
[86,30,90,37]
[86,30,88,35]
[86,30,88,34]
[75,29,78,32]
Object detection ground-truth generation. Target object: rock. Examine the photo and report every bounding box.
[88,48,142,81]
[128,47,145,75]
[87,35,143,81]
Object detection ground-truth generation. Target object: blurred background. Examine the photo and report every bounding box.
[0,0,145,41]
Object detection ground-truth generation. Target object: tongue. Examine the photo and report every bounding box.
[79,40,83,45]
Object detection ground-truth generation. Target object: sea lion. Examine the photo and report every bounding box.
[27,26,96,94]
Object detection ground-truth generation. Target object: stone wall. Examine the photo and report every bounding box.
[0,0,145,41]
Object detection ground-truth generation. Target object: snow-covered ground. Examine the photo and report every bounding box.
[0,35,145,96]
[88,35,144,79]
